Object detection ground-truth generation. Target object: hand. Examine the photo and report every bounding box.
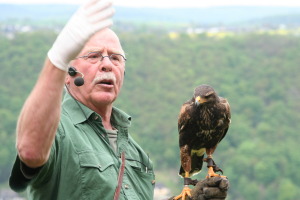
[191,177,229,200]
[48,0,114,71]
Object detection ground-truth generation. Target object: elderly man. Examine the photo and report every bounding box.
[9,0,230,199]
[9,0,155,199]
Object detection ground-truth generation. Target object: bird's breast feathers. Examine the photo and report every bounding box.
[197,106,225,126]
[194,106,229,138]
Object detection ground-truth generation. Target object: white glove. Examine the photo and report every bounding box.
[48,0,114,71]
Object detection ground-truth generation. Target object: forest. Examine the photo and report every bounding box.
[0,28,300,200]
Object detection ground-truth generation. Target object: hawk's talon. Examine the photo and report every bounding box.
[203,157,226,178]
[173,186,192,200]
[213,165,223,174]
[204,157,223,173]
[206,166,227,179]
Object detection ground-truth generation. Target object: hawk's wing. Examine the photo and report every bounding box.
[178,100,205,177]
[217,97,231,143]
[178,100,193,141]
[220,97,231,120]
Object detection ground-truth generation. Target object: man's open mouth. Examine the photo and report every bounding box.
[93,73,117,86]
[98,79,113,85]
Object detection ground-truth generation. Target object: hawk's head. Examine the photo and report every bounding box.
[194,84,218,106]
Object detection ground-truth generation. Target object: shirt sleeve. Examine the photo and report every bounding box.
[20,160,43,179]
[9,123,64,192]
[9,155,41,192]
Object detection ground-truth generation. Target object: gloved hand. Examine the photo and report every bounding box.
[168,177,229,200]
[191,177,229,200]
[47,0,114,71]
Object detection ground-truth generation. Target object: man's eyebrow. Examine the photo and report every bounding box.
[108,48,125,55]
[89,48,103,53]
[82,47,103,54]
[84,47,125,55]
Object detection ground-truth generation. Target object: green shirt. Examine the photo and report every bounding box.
[10,93,155,200]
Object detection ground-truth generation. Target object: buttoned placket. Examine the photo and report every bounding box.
[92,113,110,144]
[92,112,140,199]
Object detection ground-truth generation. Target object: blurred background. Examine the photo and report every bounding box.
[0,0,300,199]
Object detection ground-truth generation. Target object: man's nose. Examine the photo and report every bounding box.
[99,56,113,72]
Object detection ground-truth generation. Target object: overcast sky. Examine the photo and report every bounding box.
[1,0,300,7]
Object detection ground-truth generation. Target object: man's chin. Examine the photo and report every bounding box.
[93,93,116,104]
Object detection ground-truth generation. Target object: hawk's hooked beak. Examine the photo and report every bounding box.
[195,96,207,105]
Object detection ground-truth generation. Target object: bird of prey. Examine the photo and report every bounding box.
[173,84,231,200]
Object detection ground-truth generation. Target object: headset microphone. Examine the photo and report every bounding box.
[68,66,84,87]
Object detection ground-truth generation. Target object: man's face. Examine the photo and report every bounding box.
[66,29,126,110]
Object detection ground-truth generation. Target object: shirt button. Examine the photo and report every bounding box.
[124,184,130,189]
[94,115,99,120]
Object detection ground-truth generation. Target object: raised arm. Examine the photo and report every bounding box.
[16,0,114,168]
[16,59,66,168]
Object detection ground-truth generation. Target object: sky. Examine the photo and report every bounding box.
[1,0,300,8]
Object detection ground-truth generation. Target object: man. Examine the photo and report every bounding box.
[9,0,155,199]
[9,0,229,199]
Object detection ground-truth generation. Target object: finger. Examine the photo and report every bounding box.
[93,19,114,31]
[83,0,102,10]
[86,0,113,17]
[193,178,207,192]
[206,177,226,187]
[89,7,115,24]
[219,178,230,191]
[203,187,227,198]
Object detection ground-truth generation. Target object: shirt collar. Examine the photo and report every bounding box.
[62,93,94,125]
[111,107,131,128]
[62,93,131,127]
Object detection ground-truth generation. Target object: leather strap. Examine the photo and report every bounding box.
[113,151,126,200]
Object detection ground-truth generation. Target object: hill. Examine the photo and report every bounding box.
[0,29,299,199]
[1,4,300,26]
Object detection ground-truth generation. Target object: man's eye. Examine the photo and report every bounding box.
[88,53,101,59]
[111,54,121,61]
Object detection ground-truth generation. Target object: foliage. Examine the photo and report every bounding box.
[0,30,299,199]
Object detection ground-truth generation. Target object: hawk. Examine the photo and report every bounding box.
[173,84,231,200]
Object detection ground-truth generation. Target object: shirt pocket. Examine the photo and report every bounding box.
[126,160,155,199]
[78,152,117,192]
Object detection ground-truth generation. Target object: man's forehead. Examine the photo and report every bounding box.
[82,30,124,54]
[88,29,120,44]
